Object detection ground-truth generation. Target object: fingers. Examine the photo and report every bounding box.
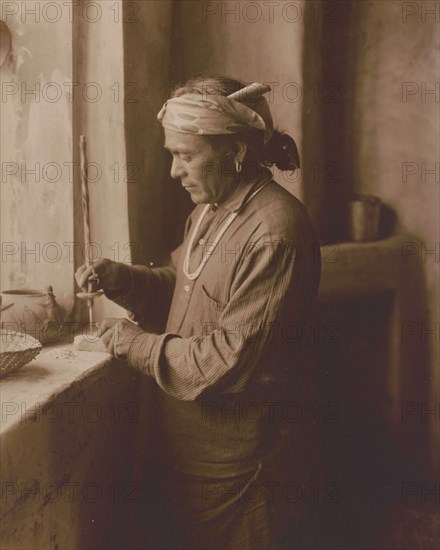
[97,318,119,357]
[75,264,87,284]
[100,328,115,356]
[75,265,95,290]
[97,318,141,359]
[97,318,119,338]
[75,259,108,290]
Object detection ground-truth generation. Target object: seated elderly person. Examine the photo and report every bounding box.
[76,76,321,550]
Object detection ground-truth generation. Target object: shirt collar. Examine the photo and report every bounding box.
[210,167,273,213]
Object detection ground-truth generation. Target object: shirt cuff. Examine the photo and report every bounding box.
[127,330,167,377]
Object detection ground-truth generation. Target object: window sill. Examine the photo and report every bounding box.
[1,340,111,436]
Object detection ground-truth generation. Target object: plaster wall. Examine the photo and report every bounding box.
[344,1,439,469]
[0,1,74,313]
[172,0,305,201]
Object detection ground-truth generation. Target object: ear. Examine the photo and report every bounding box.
[234,142,247,164]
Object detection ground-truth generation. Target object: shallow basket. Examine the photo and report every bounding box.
[0,329,42,378]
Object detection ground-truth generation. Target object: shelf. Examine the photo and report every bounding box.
[318,235,412,302]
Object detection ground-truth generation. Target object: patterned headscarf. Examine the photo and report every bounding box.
[157,83,274,143]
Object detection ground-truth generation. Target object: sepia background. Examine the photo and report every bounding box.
[1,1,439,549]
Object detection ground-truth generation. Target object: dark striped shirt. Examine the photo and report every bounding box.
[112,169,321,401]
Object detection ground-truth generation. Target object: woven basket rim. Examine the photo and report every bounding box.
[0,330,42,353]
[0,331,42,376]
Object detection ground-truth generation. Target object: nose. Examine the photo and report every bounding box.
[170,156,186,179]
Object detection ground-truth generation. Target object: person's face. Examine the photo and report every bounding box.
[164,128,238,204]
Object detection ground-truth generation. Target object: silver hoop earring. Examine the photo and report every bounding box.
[235,161,242,173]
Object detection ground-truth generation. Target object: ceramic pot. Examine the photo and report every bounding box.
[0,289,56,344]
[349,195,382,242]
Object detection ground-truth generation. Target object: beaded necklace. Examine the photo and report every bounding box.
[183,181,269,280]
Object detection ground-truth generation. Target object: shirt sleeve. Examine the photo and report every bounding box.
[127,236,311,400]
[104,210,196,331]
[104,263,177,332]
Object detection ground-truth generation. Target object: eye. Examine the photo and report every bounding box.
[182,155,193,163]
